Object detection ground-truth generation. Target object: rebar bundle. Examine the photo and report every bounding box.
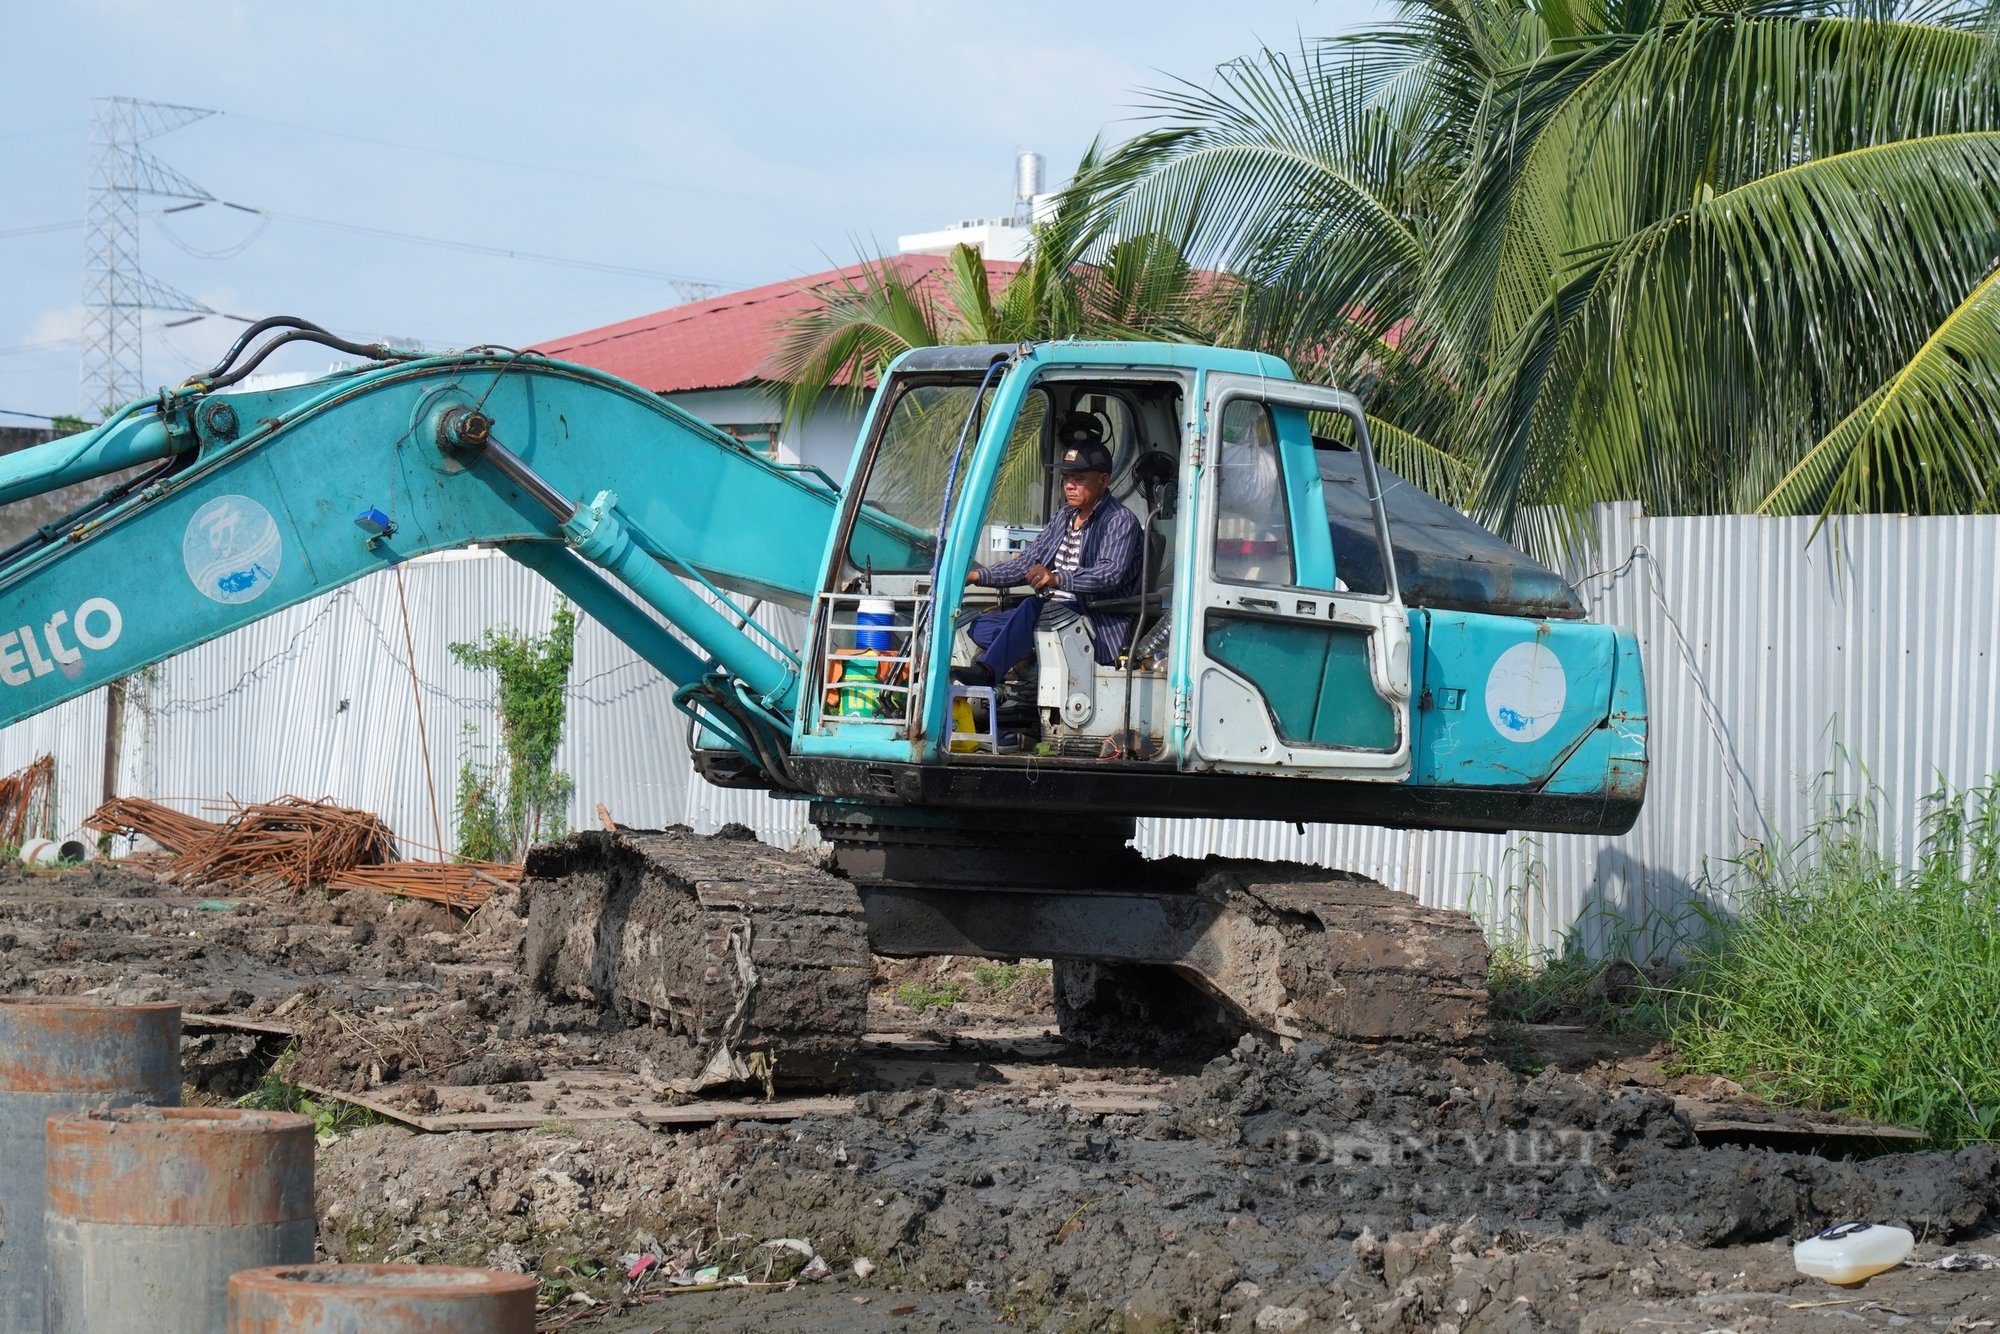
[326,861,519,912]
[0,755,56,847]
[165,796,398,894]
[83,795,220,854]
[86,794,396,893]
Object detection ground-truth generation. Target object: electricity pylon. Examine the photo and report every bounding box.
[79,97,219,416]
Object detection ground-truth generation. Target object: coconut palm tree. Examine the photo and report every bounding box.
[763,210,1220,432]
[763,225,1221,526]
[1053,0,2000,552]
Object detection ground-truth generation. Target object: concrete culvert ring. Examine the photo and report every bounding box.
[227,1264,538,1332]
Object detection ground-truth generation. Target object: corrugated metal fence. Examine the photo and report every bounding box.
[5,506,1994,955]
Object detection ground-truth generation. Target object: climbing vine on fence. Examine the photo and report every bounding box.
[449,600,576,862]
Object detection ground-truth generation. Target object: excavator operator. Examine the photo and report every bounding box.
[954,412,1143,688]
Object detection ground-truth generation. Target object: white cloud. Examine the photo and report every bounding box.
[26,305,84,346]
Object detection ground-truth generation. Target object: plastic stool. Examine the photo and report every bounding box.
[948,683,1000,753]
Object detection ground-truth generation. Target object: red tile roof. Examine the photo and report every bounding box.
[534,254,1022,394]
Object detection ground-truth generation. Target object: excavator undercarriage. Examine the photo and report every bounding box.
[523,823,1489,1091]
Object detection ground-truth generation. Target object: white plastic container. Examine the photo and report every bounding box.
[855,597,897,651]
[1794,1221,1914,1283]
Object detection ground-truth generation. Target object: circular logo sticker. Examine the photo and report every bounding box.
[184,495,283,605]
[1484,641,1566,743]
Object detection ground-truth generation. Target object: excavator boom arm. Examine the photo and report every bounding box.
[0,353,924,757]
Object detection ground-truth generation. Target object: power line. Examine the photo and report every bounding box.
[9,198,735,295]
[237,204,730,295]
[0,337,84,357]
[0,220,82,240]
[1,203,214,241]
[226,110,938,227]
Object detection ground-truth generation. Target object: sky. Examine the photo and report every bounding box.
[1,0,1389,420]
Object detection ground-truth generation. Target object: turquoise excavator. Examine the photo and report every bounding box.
[0,318,1645,1083]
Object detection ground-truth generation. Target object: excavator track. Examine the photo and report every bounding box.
[1048,864,1491,1050]
[522,828,871,1091]
[524,828,1489,1094]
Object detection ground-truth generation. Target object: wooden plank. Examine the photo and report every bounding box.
[297,1077,855,1132]
[1676,1097,1924,1141]
[299,1054,1164,1132]
[182,1012,297,1038]
[860,1028,1064,1059]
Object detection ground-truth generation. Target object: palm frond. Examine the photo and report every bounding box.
[1482,14,2000,370]
[762,256,943,428]
[1503,130,2000,530]
[1757,263,2000,516]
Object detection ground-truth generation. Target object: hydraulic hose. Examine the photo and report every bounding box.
[188,316,423,392]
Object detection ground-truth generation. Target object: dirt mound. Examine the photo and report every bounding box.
[311,1036,1999,1331]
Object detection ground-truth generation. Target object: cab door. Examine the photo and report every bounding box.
[1182,375,1411,778]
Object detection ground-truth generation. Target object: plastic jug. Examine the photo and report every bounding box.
[856,598,897,651]
[1794,1222,1914,1283]
[950,697,979,752]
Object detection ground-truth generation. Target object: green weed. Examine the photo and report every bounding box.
[451,601,577,862]
[236,1050,375,1138]
[970,960,1048,993]
[972,961,1019,991]
[894,980,967,1012]
[1471,834,1684,1033]
[536,1255,608,1310]
[1669,777,2000,1145]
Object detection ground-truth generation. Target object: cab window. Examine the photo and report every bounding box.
[971,390,1050,567]
[1211,399,1294,586]
[846,382,993,573]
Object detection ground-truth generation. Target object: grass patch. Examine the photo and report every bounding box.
[894,980,967,1012]
[1486,932,1674,1033]
[970,960,1048,995]
[1670,778,2000,1145]
[1472,835,1682,1033]
[972,961,1021,992]
[236,1049,376,1138]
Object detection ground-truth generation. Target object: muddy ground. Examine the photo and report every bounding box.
[3,849,1998,1332]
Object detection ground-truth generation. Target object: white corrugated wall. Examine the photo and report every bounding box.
[3,507,1994,956]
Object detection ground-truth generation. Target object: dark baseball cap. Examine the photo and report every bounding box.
[1054,414,1113,474]
[1056,439,1114,474]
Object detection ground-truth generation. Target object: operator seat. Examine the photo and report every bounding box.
[1031,447,1178,734]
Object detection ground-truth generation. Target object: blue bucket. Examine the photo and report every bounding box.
[856,598,895,652]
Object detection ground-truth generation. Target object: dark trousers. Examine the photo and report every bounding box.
[966,599,1081,680]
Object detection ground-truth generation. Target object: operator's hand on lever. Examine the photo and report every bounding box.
[1026,562,1058,592]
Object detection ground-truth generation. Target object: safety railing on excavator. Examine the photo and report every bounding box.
[811,592,927,736]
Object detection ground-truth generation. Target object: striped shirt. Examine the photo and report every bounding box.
[975,497,1144,664]
[1046,524,1085,602]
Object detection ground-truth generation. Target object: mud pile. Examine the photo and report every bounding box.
[315,1037,1999,1331]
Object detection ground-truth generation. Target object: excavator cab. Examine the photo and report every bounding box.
[795,343,1416,789]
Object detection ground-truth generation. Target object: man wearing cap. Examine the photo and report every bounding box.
[954,413,1145,688]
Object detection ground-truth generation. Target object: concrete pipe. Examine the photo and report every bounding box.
[228,1264,539,1333]
[44,1106,314,1334]
[19,839,90,865]
[0,998,179,1333]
